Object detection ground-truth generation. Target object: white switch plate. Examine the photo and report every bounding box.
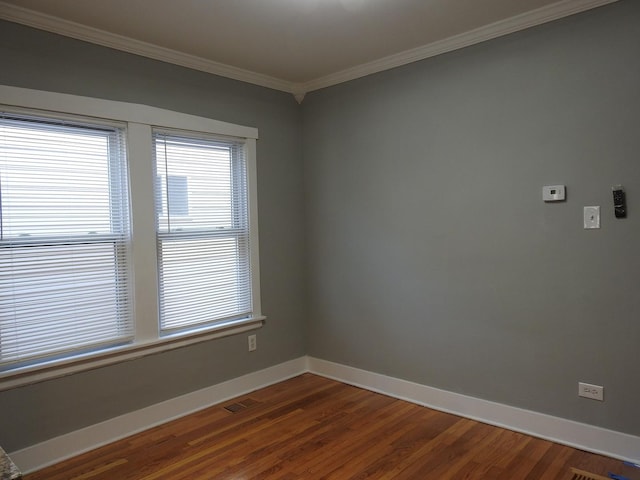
[583,206,600,229]
[578,382,604,401]
[248,334,257,352]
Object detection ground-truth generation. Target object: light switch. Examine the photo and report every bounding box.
[584,206,600,229]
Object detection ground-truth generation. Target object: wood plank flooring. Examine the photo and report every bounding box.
[25,374,628,480]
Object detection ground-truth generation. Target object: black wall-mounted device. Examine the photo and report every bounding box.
[613,185,626,218]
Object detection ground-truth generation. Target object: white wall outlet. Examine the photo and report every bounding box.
[583,206,600,229]
[578,382,603,401]
[248,334,257,352]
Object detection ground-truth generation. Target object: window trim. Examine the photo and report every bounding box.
[0,85,263,391]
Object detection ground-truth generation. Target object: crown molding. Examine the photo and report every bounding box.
[0,1,295,95]
[292,92,306,104]
[298,0,619,94]
[0,0,619,101]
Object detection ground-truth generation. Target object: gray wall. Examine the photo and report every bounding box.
[303,0,640,436]
[0,21,306,451]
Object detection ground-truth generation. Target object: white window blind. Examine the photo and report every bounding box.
[154,130,253,334]
[0,112,132,370]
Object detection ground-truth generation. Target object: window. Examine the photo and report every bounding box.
[0,112,132,371]
[154,131,253,334]
[0,85,262,386]
[156,175,189,217]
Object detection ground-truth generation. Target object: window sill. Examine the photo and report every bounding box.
[0,316,265,392]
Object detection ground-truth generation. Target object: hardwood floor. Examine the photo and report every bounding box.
[25,374,628,480]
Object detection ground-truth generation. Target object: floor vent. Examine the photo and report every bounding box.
[224,398,259,413]
[571,468,611,480]
[224,403,246,413]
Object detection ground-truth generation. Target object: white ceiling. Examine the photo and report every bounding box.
[0,0,617,99]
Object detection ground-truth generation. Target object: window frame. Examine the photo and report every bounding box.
[0,85,263,390]
[153,130,254,335]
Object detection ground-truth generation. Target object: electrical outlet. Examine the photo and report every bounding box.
[578,382,603,401]
[248,334,257,352]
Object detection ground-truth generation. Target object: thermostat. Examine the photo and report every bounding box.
[543,185,566,202]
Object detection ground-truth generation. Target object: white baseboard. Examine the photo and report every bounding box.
[10,355,639,473]
[307,357,640,464]
[9,356,309,474]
